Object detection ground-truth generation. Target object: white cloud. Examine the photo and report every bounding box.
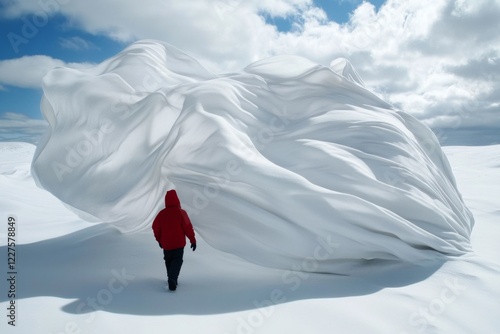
[2,0,499,143]
[59,36,98,50]
[0,55,92,88]
[0,112,47,144]
[0,56,64,88]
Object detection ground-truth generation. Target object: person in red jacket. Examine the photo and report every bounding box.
[153,189,196,291]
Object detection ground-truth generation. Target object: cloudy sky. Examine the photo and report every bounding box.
[0,0,499,145]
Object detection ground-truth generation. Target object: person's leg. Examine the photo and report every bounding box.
[169,248,184,286]
[163,249,173,280]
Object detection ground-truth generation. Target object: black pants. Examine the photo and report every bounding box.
[163,248,184,283]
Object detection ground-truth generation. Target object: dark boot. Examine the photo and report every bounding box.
[168,279,177,291]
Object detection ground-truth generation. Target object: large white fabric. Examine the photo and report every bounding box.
[32,40,474,273]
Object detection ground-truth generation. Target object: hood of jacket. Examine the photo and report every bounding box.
[165,190,181,208]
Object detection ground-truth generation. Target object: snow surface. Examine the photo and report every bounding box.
[31,40,474,274]
[1,142,499,334]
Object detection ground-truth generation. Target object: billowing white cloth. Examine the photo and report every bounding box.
[32,40,474,273]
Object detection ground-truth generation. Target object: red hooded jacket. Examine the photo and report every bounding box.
[152,190,196,250]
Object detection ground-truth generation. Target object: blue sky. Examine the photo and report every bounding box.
[0,0,499,145]
[265,0,385,31]
[0,14,124,119]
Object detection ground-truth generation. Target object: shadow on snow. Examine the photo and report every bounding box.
[0,224,444,316]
